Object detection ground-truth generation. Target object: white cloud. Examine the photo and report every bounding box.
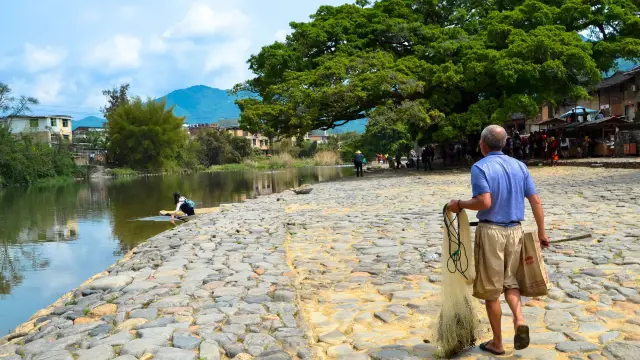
[87,35,142,71]
[149,36,169,53]
[274,29,290,42]
[204,38,252,89]
[33,72,64,104]
[81,90,108,111]
[163,3,250,39]
[24,43,67,73]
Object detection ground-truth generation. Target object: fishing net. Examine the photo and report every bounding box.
[436,206,479,358]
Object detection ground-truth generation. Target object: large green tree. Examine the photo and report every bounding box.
[106,98,187,169]
[235,0,639,141]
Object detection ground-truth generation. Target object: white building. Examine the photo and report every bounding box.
[1,115,73,144]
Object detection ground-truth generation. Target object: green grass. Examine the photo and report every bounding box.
[205,158,315,172]
[111,168,138,177]
[32,176,76,187]
[65,299,77,306]
[206,163,252,172]
[83,308,90,316]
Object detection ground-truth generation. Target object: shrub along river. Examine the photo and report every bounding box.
[0,166,350,336]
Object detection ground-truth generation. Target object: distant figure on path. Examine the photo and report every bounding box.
[422,146,433,171]
[172,192,196,222]
[353,150,365,177]
[560,136,570,159]
[447,125,549,356]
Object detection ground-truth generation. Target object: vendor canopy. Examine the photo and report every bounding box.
[559,106,598,119]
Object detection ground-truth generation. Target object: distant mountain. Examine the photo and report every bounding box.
[73,116,105,130]
[328,118,367,134]
[72,85,368,133]
[158,85,257,125]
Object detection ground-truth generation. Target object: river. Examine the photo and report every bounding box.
[0,166,350,336]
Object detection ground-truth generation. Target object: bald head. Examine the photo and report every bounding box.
[480,125,507,152]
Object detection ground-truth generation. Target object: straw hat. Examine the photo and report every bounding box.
[355,150,362,154]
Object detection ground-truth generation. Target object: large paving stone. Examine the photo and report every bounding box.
[137,327,174,341]
[514,347,559,359]
[129,308,158,320]
[32,351,74,360]
[153,347,197,360]
[603,341,640,359]
[172,332,202,350]
[531,331,567,345]
[556,341,599,353]
[199,341,221,360]
[578,323,608,334]
[85,276,132,290]
[90,331,133,347]
[76,344,116,360]
[120,338,166,357]
[244,333,279,356]
[368,348,414,360]
[254,349,293,360]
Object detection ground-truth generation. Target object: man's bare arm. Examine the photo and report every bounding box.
[449,193,491,212]
[527,194,549,248]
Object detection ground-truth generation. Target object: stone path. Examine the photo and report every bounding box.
[1,167,639,360]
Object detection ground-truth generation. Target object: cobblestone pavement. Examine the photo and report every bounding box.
[1,167,639,360]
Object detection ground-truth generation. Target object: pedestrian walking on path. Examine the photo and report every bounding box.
[447,125,549,356]
[353,150,365,177]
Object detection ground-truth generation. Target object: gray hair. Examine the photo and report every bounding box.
[481,125,507,151]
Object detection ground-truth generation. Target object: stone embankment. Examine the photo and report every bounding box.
[1,167,639,360]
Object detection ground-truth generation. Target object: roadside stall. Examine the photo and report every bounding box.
[560,117,630,157]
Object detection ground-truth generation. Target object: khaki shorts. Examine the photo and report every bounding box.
[473,223,524,301]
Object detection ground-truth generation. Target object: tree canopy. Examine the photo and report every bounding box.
[235,0,640,141]
[106,98,187,169]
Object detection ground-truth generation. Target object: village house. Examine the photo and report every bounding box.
[184,123,220,137]
[305,129,329,144]
[217,119,271,153]
[73,126,105,141]
[505,66,640,134]
[1,114,73,145]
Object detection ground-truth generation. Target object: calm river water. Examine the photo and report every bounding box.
[0,166,350,336]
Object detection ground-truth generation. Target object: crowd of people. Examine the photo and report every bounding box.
[354,129,599,176]
[503,130,595,165]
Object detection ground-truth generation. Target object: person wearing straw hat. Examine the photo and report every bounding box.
[353,150,365,177]
[447,125,549,355]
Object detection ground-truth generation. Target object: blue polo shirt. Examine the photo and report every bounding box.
[471,151,537,225]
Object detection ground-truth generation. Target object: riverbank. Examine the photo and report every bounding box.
[2,167,639,359]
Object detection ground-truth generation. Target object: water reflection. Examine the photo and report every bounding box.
[0,166,349,335]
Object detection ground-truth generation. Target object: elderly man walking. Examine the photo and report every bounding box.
[448,125,549,355]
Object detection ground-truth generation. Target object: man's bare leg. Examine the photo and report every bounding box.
[485,299,505,353]
[505,289,525,330]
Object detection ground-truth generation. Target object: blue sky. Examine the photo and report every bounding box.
[1,0,350,118]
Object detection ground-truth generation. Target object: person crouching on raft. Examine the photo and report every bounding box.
[447,125,549,355]
[172,192,196,223]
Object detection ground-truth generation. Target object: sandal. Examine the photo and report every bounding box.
[479,341,506,356]
[514,325,530,350]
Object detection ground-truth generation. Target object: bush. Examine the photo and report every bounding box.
[0,128,78,186]
[112,168,137,177]
[107,98,187,169]
[270,138,301,157]
[268,153,294,169]
[195,129,248,166]
[314,151,342,166]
